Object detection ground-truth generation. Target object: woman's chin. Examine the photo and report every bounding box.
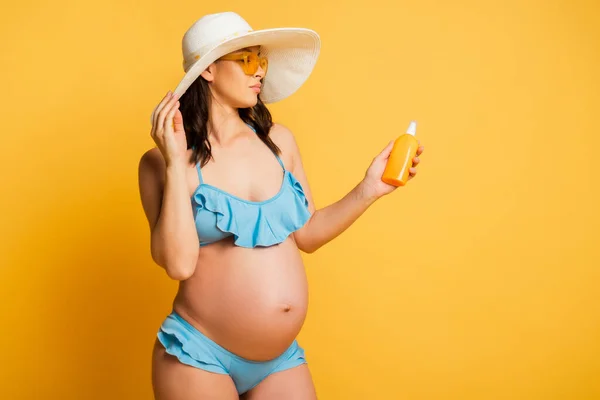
[246,95,259,107]
[235,97,258,109]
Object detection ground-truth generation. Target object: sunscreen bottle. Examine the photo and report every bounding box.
[381,121,419,186]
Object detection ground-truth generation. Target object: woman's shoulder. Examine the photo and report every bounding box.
[139,147,195,166]
[139,147,165,173]
[269,123,302,169]
[269,123,299,152]
[138,148,166,193]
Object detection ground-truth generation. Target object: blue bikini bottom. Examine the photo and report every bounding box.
[157,311,307,395]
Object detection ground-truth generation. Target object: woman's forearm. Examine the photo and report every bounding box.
[296,181,378,253]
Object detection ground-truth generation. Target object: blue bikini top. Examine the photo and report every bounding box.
[190,129,311,248]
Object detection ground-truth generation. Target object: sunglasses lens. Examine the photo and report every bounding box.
[260,57,268,74]
[223,52,267,75]
[250,53,267,75]
[246,53,258,74]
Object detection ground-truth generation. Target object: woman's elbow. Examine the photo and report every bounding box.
[151,244,198,281]
[161,255,197,280]
[301,245,317,254]
[294,234,319,254]
[164,263,195,281]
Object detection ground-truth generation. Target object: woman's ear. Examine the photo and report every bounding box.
[200,63,216,82]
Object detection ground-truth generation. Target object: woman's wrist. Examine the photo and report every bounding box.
[355,179,380,207]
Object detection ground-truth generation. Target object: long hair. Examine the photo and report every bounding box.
[179,76,281,167]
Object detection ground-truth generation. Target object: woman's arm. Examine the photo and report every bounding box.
[293,179,379,254]
[138,148,199,280]
[271,124,423,254]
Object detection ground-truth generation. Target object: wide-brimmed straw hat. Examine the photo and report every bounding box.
[152,12,321,123]
[151,11,320,123]
[177,12,320,101]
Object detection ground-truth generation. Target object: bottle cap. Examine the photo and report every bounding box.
[406,121,417,136]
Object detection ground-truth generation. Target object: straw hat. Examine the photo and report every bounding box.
[176,11,321,101]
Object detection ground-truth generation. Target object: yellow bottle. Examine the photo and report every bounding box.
[381,121,419,186]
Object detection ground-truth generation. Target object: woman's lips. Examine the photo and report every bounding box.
[250,83,261,93]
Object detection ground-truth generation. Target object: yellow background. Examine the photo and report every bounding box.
[2,0,599,399]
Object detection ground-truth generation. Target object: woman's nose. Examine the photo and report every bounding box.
[255,65,265,79]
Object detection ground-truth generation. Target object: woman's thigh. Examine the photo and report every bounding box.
[240,364,317,400]
[151,338,239,400]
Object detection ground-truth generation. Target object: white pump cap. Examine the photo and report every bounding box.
[406,121,417,136]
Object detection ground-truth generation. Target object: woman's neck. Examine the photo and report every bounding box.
[206,97,247,145]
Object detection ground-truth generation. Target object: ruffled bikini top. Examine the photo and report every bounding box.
[190,128,311,248]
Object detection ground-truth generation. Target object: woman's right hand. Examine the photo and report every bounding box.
[150,91,188,167]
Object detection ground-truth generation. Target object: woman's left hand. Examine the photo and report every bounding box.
[359,140,424,201]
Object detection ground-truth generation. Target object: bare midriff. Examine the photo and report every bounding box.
[172,236,308,361]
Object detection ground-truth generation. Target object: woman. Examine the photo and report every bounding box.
[138,11,424,400]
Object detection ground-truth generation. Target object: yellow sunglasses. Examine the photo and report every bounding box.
[218,51,268,76]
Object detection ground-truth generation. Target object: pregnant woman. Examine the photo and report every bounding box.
[138,11,424,400]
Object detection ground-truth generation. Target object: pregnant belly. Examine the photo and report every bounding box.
[173,238,309,361]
